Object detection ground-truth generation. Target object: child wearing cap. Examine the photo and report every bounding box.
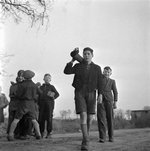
[7,70,41,141]
[97,66,118,143]
[38,73,59,138]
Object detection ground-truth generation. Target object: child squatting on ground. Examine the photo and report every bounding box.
[7,70,41,141]
[97,66,118,143]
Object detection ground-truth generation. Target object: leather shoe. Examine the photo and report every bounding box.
[109,138,114,142]
[7,135,14,141]
[98,139,105,143]
[36,135,41,140]
[81,139,89,150]
[45,132,52,139]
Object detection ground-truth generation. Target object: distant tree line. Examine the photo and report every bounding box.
[58,106,150,132]
[2,106,150,135]
[60,109,72,120]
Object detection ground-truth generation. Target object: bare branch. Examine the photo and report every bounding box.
[0,0,54,26]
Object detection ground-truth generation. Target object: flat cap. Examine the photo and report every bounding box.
[23,70,35,79]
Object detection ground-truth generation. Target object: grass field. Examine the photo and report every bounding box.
[0,128,149,151]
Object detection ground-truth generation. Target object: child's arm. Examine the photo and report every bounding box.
[112,80,118,109]
[113,101,117,109]
[97,94,103,104]
[47,86,59,100]
[52,86,59,99]
[0,94,9,108]
[64,59,76,75]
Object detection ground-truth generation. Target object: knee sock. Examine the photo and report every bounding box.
[87,123,90,135]
[81,124,88,141]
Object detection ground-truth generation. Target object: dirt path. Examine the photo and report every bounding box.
[0,128,150,151]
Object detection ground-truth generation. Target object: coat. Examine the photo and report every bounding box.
[100,75,118,102]
[64,61,102,94]
[0,93,9,123]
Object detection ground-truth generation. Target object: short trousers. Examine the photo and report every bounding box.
[15,101,37,120]
[9,100,19,112]
[74,87,96,114]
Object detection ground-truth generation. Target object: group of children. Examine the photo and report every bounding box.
[7,70,59,141]
[0,47,118,151]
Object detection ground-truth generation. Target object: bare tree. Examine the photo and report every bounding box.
[60,110,68,120]
[67,109,71,119]
[125,109,131,120]
[114,109,125,119]
[0,0,54,26]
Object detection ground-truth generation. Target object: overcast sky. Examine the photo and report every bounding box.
[1,0,150,117]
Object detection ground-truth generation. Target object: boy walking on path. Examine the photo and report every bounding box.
[97,66,118,143]
[7,70,41,141]
[38,74,59,138]
[64,47,102,151]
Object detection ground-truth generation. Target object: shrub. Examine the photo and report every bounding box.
[132,113,150,128]
[53,119,80,133]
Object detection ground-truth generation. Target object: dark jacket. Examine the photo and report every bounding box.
[39,83,59,101]
[64,61,102,93]
[16,79,38,101]
[100,75,118,102]
[9,82,19,101]
[9,82,20,111]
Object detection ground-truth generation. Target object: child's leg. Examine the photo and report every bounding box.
[105,101,114,141]
[80,112,89,150]
[87,114,93,134]
[7,110,15,134]
[8,118,20,137]
[97,103,107,142]
[46,117,53,136]
[32,119,41,139]
[38,102,46,136]
[46,102,54,136]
